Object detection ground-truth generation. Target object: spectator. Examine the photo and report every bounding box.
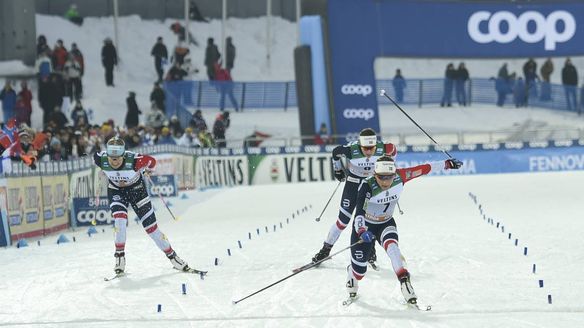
[226,36,236,73]
[540,58,553,101]
[64,4,84,26]
[125,91,141,129]
[145,101,165,131]
[523,58,539,100]
[15,82,33,127]
[176,127,202,147]
[166,62,188,81]
[0,81,17,123]
[171,41,189,66]
[52,39,68,72]
[150,82,165,113]
[455,62,469,106]
[440,63,455,107]
[37,35,51,57]
[72,130,89,158]
[101,38,118,87]
[168,115,183,137]
[562,57,578,111]
[41,74,65,127]
[47,106,69,130]
[157,126,176,145]
[514,77,526,108]
[49,137,66,161]
[189,1,209,22]
[189,109,207,133]
[151,37,168,83]
[70,101,89,129]
[392,69,406,103]
[314,122,330,145]
[170,22,198,46]
[70,43,85,76]
[63,53,83,100]
[495,64,513,107]
[36,51,53,82]
[214,63,239,112]
[204,38,221,80]
[212,113,228,148]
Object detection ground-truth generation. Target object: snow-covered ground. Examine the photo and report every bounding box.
[1,171,583,327]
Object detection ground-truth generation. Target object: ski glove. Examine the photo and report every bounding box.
[334,170,346,182]
[445,158,463,169]
[359,230,375,243]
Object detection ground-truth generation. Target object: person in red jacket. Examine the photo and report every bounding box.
[52,39,68,72]
[214,63,239,112]
[93,137,194,275]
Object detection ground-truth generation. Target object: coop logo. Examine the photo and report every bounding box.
[149,184,175,196]
[467,10,576,50]
[341,84,373,97]
[343,108,375,121]
[77,209,111,224]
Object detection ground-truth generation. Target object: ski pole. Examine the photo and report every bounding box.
[232,239,363,305]
[380,89,453,159]
[145,174,179,221]
[315,181,342,222]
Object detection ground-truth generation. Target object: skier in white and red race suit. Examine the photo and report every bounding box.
[346,155,463,304]
[311,128,397,268]
[93,136,191,274]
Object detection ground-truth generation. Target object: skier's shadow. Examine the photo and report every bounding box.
[105,271,184,291]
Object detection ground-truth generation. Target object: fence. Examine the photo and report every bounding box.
[165,78,584,130]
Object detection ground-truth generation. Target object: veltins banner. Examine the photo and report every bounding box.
[250,153,336,185]
[195,156,249,189]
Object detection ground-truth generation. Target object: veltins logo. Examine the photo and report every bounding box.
[343,108,375,120]
[341,84,373,97]
[468,10,576,50]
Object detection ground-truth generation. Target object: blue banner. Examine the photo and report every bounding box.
[0,208,8,247]
[148,175,178,197]
[72,197,111,227]
[326,0,584,138]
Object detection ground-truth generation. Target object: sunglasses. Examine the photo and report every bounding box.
[361,145,376,151]
[376,174,395,181]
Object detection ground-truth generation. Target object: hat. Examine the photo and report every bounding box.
[162,126,170,134]
[50,137,61,147]
[18,130,30,138]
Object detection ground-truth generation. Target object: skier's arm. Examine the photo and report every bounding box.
[134,153,156,173]
[331,145,350,181]
[353,181,374,242]
[93,151,105,168]
[397,159,463,184]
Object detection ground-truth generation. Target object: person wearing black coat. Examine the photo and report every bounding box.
[101,38,118,86]
[204,38,221,80]
[125,91,141,129]
[151,37,168,83]
[225,37,236,73]
[150,83,166,114]
[562,58,579,111]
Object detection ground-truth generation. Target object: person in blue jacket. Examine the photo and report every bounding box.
[392,69,406,103]
[0,81,17,123]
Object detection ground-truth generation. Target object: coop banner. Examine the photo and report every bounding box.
[41,175,69,234]
[194,156,249,189]
[72,197,112,227]
[7,176,44,240]
[148,174,178,197]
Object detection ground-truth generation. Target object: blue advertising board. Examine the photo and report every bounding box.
[323,0,584,138]
[148,175,178,197]
[72,197,111,227]
[0,209,8,247]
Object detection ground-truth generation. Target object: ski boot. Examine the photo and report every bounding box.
[167,251,190,271]
[399,271,417,304]
[343,265,359,306]
[312,243,332,264]
[114,251,126,274]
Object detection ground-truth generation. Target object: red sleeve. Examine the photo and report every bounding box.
[134,154,156,171]
[397,164,432,184]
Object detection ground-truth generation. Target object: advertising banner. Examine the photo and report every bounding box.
[41,175,69,234]
[195,155,249,189]
[7,176,43,240]
[250,153,336,185]
[148,174,178,197]
[72,197,112,227]
[0,179,9,247]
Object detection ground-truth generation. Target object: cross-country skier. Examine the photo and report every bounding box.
[311,128,397,268]
[345,155,462,305]
[94,137,190,274]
